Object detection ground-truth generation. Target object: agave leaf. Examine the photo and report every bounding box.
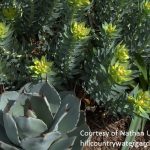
[3,113,20,146]
[51,94,80,133]
[21,131,61,150]
[9,104,24,117]
[19,83,32,93]
[30,95,53,127]
[0,91,19,102]
[0,110,3,126]
[68,111,90,150]
[76,111,87,126]
[0,91,19,111]
[0,125,11,145]
[49,136,76,150]
[59,91,75,99]
[23,82,61,115]
[14,117,48,139]
[37,82,61,115]
[68,126,90,150]
[8,94,28,117]
[0,141,19,150]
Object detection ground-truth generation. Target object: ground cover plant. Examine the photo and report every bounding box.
[0,0,150,150]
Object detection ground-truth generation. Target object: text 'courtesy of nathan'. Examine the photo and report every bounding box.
[80,130,150,148]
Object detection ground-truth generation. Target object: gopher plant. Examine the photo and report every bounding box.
[0,81,90,150]
[83,0,150,115]
[0,0,64,88]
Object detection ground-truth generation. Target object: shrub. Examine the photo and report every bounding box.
[0,0,149,115]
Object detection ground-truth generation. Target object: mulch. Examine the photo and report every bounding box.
[83,108,150,150]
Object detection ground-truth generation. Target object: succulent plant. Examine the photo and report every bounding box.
[0,81,90,150]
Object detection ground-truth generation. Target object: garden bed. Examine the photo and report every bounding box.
[84,110,150,150]
[0,0,149,150]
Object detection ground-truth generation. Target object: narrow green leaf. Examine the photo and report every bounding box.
[121,114,142,150]
[134,54,148,82]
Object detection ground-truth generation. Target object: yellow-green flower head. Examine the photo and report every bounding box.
[128,90,150,116]
[143,1,150,14]
[136,91,150,107]
[2,7,17,20]
[71,21,90,40]
[0,22,9,39]
[29,56,53,76]
[102,22,117,36]
[68,0,91,8]
[115,44,129,62]
[109,62,132,84]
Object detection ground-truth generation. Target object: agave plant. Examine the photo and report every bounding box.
[0,81,90,150]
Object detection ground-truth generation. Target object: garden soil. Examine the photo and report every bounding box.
[83,109,150,150]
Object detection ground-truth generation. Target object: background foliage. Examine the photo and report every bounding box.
[0,0,150,116]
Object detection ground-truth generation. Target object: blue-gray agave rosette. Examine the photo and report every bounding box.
[0,81,90,150]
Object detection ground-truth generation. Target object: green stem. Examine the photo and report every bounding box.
[141,118,147,132]
[121,114,142,150]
